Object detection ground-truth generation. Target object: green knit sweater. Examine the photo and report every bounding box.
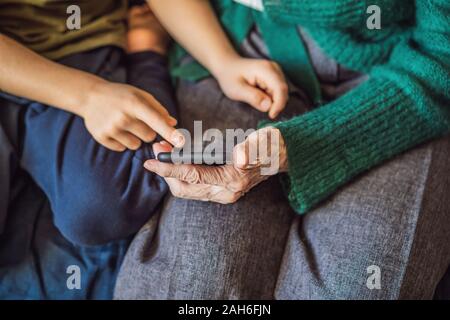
[172,0,450,214]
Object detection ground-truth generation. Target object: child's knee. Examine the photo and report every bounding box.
[53,175,166,246]
[54,201,134,246]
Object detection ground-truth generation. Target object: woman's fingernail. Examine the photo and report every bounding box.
[260,98,271,111]
[160,141,170,146]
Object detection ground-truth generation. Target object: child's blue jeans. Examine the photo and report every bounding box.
[1,47,177,246]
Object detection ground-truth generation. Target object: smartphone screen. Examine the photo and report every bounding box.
[157,152,230,165]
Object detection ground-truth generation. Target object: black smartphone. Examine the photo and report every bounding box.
[157,152,229,165]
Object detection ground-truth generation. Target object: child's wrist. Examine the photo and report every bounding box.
[71,76,108,119]
[208,52,241,79]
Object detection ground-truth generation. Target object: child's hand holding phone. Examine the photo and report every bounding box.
[81,81,183,152]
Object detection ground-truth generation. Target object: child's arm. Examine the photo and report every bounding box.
[0,34,182,151]
[150,0,288,119]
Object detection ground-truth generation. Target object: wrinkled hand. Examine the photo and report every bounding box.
[144,127,288,204]
[214,57,289,119]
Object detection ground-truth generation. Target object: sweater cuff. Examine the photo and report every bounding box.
[273,78,441,214]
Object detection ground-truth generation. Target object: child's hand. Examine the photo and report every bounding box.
[214,58,289,119]
[80,81,183,152]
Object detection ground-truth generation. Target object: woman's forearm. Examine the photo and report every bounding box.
[149,0,240,77]
[0,34,106,116]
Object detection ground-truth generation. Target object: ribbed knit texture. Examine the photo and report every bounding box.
[274,78,448,213]
[266,0,450,213]
[174,0,450,214]
[262,0,413,28]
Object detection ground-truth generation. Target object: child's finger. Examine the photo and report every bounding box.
[104,138,126,152]
[140,91,176,122]
[268,82,289,119]
[127,120,157,143]
[115,131,143,151]
[239,82,272,112]
[258,69,289,119]
[253,61,288,119]
[135,104,185,147]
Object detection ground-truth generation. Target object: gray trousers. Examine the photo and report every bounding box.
[114,78,450,300]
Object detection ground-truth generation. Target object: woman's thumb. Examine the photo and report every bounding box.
[233,141,249,169]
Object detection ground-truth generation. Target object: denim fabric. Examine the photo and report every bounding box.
[17,48,175,246]
[0,46,176,299]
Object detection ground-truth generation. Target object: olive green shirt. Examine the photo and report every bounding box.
[0,0,128,60]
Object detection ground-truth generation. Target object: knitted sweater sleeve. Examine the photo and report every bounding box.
[272,0,450,214]
[262,0,406,27]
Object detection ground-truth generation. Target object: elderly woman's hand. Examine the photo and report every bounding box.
[144,127,288,204]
